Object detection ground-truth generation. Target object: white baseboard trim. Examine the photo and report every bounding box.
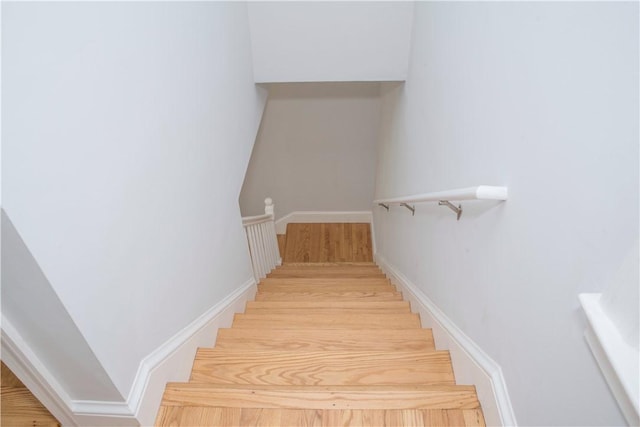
[130,277,256,425]
[275,211,372,235]
[375,254,518,427]
[1,277,257,427]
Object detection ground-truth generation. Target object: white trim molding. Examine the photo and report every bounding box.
[130,277,256,425]
[1,278,257,426]
[275,211,372,235]
[375,253,518,427]
[579,293,640,426]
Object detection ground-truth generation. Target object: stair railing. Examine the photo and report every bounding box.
[374,185,508,220]
[242,198,282,280]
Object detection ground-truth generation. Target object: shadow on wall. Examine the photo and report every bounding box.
[1,209,122,402]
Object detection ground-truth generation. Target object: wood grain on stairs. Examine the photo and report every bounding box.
[156,260,484,426]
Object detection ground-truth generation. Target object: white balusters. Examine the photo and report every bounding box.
[242,197,281,280]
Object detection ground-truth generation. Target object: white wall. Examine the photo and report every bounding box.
[373,2,637,426]
[2,0,266,412]
[600,241,639,349]
[240,82,380,220]
[248,2,414,83]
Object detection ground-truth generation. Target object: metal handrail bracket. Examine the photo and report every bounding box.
[439,200,462,220]
[400,203,415,216]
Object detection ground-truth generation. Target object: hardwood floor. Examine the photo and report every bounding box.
[156,263,485,426]
[1,362,60,427]
[282,223,373,263]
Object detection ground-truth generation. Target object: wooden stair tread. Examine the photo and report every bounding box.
[160,384,479,409]
[232,313,421,329]
[245,300,410,314]
[156,406,485,427]
[191,350,454,386]
[246,301,409,309]
[214,328,435,351]
[246,300,410,313]
[281,262,378,267]
[259,277,391,285]
[255,291,404,301]
[258,284,397,293]
[268,272,387,279]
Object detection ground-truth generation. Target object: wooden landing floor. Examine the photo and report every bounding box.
[282,223,372,263]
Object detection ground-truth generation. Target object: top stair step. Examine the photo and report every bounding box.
[268,265,385,279]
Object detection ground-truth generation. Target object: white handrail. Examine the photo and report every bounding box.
[242,213,272,226]
[242,198,281,280]
[374,185,508,220]
[374,185,508,205]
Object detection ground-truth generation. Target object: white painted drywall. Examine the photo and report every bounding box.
[248,2,414,83]
[239,83,380,220]
[373,2,637,426]
[3,0,266,405]
[600,240,639,349]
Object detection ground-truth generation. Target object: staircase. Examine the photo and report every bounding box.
[155,261,485,426]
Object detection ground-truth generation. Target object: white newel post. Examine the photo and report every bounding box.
[264,197,274,216]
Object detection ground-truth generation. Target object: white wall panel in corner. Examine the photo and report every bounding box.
[248,2,414,82]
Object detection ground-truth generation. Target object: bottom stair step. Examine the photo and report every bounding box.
[156,407,486,427]
[160,384,480,409]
